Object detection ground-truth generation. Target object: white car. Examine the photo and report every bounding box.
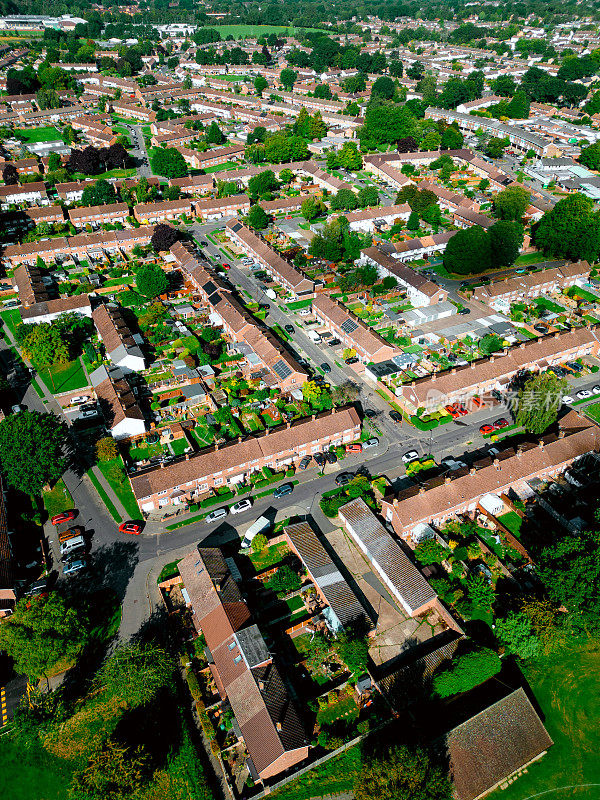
[11,404,23,414]
[576,390,592,400]
[71,395,90,405]
[402,450,419,463]
[205,507,228,524]
[231,498,253,514]
[593,385,600,394]
[363,437,380,449]
[78,409,99,419]
[63,558,86,575]
[562,395,574,405]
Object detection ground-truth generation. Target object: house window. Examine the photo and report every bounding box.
[228,641,236,650]
[233,655,243,664]
[215,477,223,485]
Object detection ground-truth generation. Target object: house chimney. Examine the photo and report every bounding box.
[494,458,500,468]
[258,680,264,689]
[311,414,316,421]
[490,356,495,363]
[470,467,476,476]
[276,722,282,731]
[431,372,436,382]
[470,362,475,369]
[419,485,426,494]
[265,427,269,435]
[516,446,523,458]
[538,439,545,449]
[160,462,164,469]
[444,475,451,484]
[185,453,190,461]
[392,498,399,507]
[238,435,243,443]
[451,368,456,375]
[558,429,565,439]
[215,442,219,449]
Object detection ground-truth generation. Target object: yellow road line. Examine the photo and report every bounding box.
[0,688,6,725]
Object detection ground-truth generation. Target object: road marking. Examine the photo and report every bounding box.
[0,688,7,726]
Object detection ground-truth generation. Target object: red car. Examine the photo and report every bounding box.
[494,418,510,429]
[222,263,231,270]
[445,404,460,419]
[456,404,468,417]
[51,510,77,526]
[479,424,494,434]
[345,443,363,453]
[119,521,143,535]
[471,396,482,408]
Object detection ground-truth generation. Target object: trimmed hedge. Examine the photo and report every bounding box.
[200,489,235,508]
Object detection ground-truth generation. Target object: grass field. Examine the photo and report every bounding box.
[494,637,600,800]
[16,126,62,143]
[203,161,239,173]
[42,478,74,519]
[97,457,139,520]
[39,359,88,394]
[0,735,74,800]
[0,308,22,338]
[584,401,600,424]
[270,743,361,800]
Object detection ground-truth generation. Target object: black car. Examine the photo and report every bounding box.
[335,472,353,486]
[313,452,325,466]
[364,408,376,418]
[201,240,209,246]
[389,410,402,422]
[325,450,337,464]
[345,357,359,365]
[321,363,332,374]
[327,338,341,347]
[458,307,471,315]
[284,324,295,334]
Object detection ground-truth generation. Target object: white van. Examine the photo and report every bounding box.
[60,535,86,558]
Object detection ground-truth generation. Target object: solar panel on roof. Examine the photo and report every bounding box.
[341,318,359,334]
[272,359,293,380]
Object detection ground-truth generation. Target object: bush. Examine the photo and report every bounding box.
[96,437,118,462]
[199,489,234,508]
[414,539,447,566]
[267,564,301,594]
[186,669,202,702]
[433,647,502,698]
[252,534,268,553]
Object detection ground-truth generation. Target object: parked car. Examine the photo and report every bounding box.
[345,357,359,365]
[213,253,221,260]
[298,455,312,470]
[402,450,419,463]
[345,443,363,453]
[577,390,592,400]
[52,510,77,526]
[71,395,90,405]
[562,395,574,404]
[11,404,23,414]
[205,507,228,523]
[58,525,84,544]
[593,385,600,394]
[63,558,86,576]
[566,361,583,373]
[363,437,379,449]
[327,338,341,347]
[336,472,353,486]
[313,452,325,466]
[479,424,494,434]
[320,363,331,374]
[325,450,337,464]
[389,410,402,423]
[284,324,295,334]
[493,418,510,429]
[458,308,471,315]
[231,498,253,514]
[60,535,86,559]
[78,409,99,420]
[273,483,293,499]
[119,521,143,535]
[364,409,376,418]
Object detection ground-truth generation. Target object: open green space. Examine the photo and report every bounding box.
[0,734,75,800]
[514,252,548,266]
[38,359,88,394]
[584,401,600,424]
[497,510,522,537]
[0,308,22,338]
[42,478,74,519]
[86,469,122,522]
[97,457,139,520]
[16,126,62,143]
[203,161,239,173]
[270,741,361,800]
[248,542,289,572]
[493,637,600,800]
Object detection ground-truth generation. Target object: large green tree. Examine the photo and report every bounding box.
[0,592,88,681]
[534,193,600,262]
[493,185,531,221]
[81,179,117,208]
[579,142,600,171]
[515,371,567,435]
[248,169,278,198]
[99,643,172,708]
[247,204,269,230]
[0,411,68,496]
[149,147,187,178]
[355,745,452,800]
[489,220,524,267]
[443,226,491,275]
[135,263,168,298]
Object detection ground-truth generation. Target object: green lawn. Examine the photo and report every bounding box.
[270,742,361,800]
[316,693,359,726]
[248,542,289,572]
[38,359,88,394]
[493,638,600,800]
[203,161,239,173]
[16,125,62,143]
[0,735,74,800]
[42,478,74,519]
[584,401,600,424]
[514,252,547,266]
[0,308,22,338]
[170,437,189,456]
[97,457,139,520]
[497,510,522,537]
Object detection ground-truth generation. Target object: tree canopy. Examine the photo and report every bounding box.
[355,745,452,800]
[149,146,187,179]
[135,262,169,298]
[150,223,179,252]
[515,371,567,435]
[534,193,600,262]
[0,592,88,681]
[493,185,531,221]
[0,411,68,496]
[81,179,118,208]
[433,647,502,698]
[443,226,491,275]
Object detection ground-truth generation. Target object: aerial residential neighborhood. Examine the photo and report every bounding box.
[0,3,599,800]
